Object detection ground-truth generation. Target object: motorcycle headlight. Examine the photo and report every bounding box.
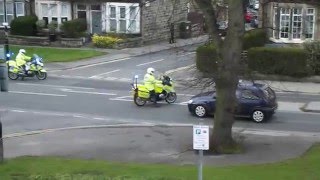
[187,100,193,104]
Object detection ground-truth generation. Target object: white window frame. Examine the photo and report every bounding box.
[5,1,14,24]
[35,0,71,25]
[0,0,25,26]
[0,1,4,24]
[279,8,290,39]
[305,8,315,40]
[292,8,302,39]
[15,2,25,17]
[105,2,140,34]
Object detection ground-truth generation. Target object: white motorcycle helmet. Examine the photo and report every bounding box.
[147,67,155,75]
[19,49,26,54]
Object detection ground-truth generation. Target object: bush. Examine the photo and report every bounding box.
[248,47,309,77]
[243,29,267,50]
[92,34,123,48]
[303,41,320,75]
[36,19,46,30]
[61,19,87,38]
[196,42,219,73]
[10,15,38,36]
[48,20,58,34]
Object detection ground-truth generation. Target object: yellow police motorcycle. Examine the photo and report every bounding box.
[6,54,47,80]
[131,75,177,106]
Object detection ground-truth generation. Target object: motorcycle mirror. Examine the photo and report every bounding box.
[134,75,139,79]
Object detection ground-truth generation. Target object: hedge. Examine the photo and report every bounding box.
[92,34,123,48]
[61,19,87,38]
[196,43,219,73]
[303,41,320,75]
[243,29,267,50]
[10,15,38,36]
[248,47,309,77]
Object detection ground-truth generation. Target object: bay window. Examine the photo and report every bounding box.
[106,3,140,34]
[36,0,71,26]
[0,0,25,25]
[274,7,317,41]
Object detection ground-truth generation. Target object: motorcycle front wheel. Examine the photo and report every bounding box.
[165,92,177,104]
[134,94,147,106]
[36,71,47,80]
[8,72,19,80]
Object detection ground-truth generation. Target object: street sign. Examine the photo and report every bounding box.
[193,125,209,150]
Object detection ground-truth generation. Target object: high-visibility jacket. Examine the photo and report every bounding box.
[144,73,156,91]
[16,52,31,67]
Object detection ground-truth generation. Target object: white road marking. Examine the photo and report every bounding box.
[136,59,164,67]
[68,57,131,70]
[277,102,304,112]
[90,69,120,78]
[165,64,195,74]
[177,52,196,57]
[16,82,94,90]
[9,91,67,97]
[11,110,26,113]
[60,88,117,96]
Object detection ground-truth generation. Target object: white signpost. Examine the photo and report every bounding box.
[193,125,209,180]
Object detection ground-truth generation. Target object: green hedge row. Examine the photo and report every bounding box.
[248,47,309,77]
[243,29,267,50]
[10,15,38,36]
[196,42,218,73]
[61,19,87,38]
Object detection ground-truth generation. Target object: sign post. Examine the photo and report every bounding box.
[193,124,209,180]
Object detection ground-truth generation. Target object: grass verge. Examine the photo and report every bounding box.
[0,144,319,179]
[9,45,106,63]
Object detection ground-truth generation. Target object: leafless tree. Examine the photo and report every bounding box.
[192,0,246,153]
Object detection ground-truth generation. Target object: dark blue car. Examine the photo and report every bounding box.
[187,81,277,123]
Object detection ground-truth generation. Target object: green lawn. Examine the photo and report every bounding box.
[0,144,319,180]
[9,45,106,63]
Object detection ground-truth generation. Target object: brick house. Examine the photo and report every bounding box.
[259,0,320,43]
[33,0,189,43]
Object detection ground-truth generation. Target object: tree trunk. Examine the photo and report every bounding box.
[194,0,245,153]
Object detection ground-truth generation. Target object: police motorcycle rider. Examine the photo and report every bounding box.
[144,67,159,104]
[16,49,32,74]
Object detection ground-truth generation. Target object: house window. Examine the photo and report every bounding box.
[129,6,137,32]
[0,1,4,24]
[119,6,126,32]
[0,0,25,25]
[15,2,24,17]
[77,4,87,20]
[305,8,315,39]
[292,8,302,39]
[61,3,68,22]
[37,1,71,26]
[280,8,290,39]
[109,6,116,32]
[6,2,13,24]
[106,3,140,34]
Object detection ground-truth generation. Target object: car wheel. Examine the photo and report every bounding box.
[194,105,207,118]
[251,110,265,123]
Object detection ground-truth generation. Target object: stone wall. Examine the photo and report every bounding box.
[115,37,143,49]
[8,35,50,46]
[60,38,84,47]
[141,0,188,43]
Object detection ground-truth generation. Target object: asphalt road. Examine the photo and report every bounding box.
[1,46,320,137]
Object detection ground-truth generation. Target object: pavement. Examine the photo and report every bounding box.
[3,125,319,166]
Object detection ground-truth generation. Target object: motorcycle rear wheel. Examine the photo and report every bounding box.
[165,92,177,104]
[36,71,47,80]
[134,94,146,106]
[8,72,19,80]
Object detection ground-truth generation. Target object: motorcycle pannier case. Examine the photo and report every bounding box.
[137,84,150,98]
